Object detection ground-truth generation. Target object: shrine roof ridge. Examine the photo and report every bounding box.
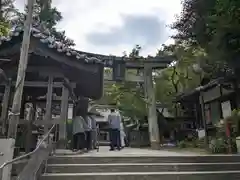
[0,25,103,64]
[0,23,174,67]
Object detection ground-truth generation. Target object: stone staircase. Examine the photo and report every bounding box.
[40,148,240,180]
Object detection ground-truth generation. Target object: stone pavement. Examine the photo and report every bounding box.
[55,146,200,157]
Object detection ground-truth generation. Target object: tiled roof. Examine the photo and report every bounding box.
[0,25,104,64]
[0,24,173,67]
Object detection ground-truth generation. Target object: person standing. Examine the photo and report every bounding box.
[120,119,126,148]
[108,109,121,151]
[83,116,92,151]
[89,116,98,149]
[72,115,85,152]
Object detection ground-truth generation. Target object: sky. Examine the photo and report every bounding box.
[14,0,182,56]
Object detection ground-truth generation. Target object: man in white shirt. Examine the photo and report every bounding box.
[89,116,97,149]
[108,109,121,150]
[120,120,126,148]
[83,116,92,151]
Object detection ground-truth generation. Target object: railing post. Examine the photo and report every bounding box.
[0,167,3,180]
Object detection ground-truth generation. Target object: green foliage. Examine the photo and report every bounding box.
[103,81,146,122]
[209,138,227,154]
[0,20,9,36]
[34,0,62,28]
[102,43,205,119]
[214,115,239,154]
[0,0,74,47]
[25,0,75,47]
[155,43,204,115]
[129,44,142,59]
[99,45,147,123]
[171,0,216,47]
[178,140,186,148]
[172,0,240,70]
[208,0,240,63]
[225,109,240,135]
[0,0,19,36]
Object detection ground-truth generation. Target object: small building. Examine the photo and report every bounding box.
[176,76,239,142]
[0,25,104,151]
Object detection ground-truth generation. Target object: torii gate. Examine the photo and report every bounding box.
[92,55,173,149]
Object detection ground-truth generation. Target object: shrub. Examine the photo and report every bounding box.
[192,139,199,148]
[178,140,186,148]
[209,138,227,154]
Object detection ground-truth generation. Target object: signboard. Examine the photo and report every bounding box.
[68,104,73,119]
[112,57,126,82]
[221,101,232,118]
[197,129,206,139]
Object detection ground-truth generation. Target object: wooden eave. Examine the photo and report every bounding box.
[0,28,104,99]
[175,76,236,103]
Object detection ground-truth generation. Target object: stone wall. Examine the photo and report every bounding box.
[0,138,15,180]
[129,130,150,147]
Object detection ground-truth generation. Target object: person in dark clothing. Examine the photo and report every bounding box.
[72,116,85,151]
[109,128,121,150]
[108,109,121,151]
[72,99,89,152]
[85,130,92,150]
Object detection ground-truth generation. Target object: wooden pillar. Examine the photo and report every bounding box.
[58,86,69,148]
[0,82,11,135]
[144,64,160,149]
[25,99,36,153]
[7,0,34,139]
[199,91,209,148]
[44,76,53,134]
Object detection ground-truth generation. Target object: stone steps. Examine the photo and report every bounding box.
[41,171,240,180]
[46,162,240,173]
[48,155,240,164]
[40,148,240,180]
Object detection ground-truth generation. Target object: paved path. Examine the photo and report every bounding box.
[55,147,200,157]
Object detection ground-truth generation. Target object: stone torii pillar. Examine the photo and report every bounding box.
[58,85,69,148]
[44,76,53,134]
[0,80,11,135]
[144,64,160,149]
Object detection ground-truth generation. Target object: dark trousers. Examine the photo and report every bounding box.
[109,129,121,150]
[73,132,85,150]
[92,130,97,149]
[85,131,92,150]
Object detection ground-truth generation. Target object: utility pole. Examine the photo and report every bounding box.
[7,0,35,139]
[144,63,160,149]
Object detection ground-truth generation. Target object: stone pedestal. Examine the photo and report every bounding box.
[0,138,15,180]
[150,141,160,150]
[57,139,67,149]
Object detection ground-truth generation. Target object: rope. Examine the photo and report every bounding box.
[8,111,20,116]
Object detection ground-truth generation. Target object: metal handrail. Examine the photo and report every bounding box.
[0,124,56,178]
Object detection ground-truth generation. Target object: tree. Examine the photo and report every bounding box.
[155,43,204,115]
[207,0,240,64]
[103,81,146,121]
[0,0,19,36]
[171,0,216,47]
[129,44,142,59]
[24,0,75,47]
[102,43,205,119]
[33,0,62,29]
[172,0,240,70]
